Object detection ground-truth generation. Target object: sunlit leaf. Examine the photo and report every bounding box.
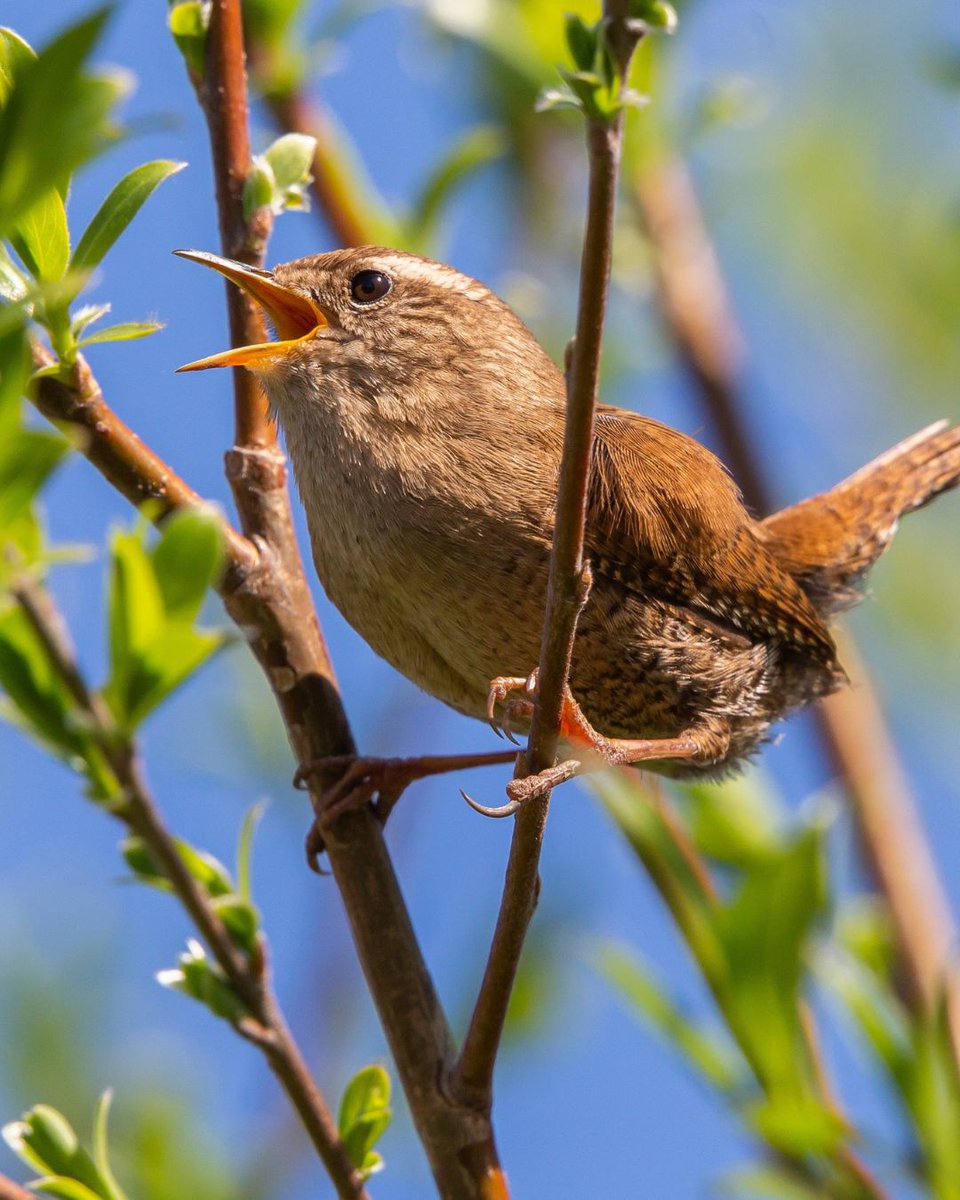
[150,506,224,622]
[0,11,121,238]
[77,321,163,348]
[338,1065,392,1179]
[11,187,70,282]
[71,160,186,278]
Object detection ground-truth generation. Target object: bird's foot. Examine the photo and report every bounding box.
[486,672,538,744]
[296,749,519,870]
[473,669,708,817]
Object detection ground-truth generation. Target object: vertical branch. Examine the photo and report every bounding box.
[632,152,960,1056]
[183,4,510,1194]
[454,4,638,1110]
[202,0,274,449]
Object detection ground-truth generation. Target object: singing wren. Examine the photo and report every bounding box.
[177,247,960,786]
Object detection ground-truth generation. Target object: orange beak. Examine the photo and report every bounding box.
[174,249,327,372]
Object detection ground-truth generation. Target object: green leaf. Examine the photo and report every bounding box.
[211,894,260,955]
[745,1095,846,1157]
[123,624,226,728]
[0,241,29,303]
[0,28,36,107]
[121,834,234,898]
[0,428,70,530]
[628,0,678,34]
[91,1092,128,1200]
[77,320,163,348]
[71,160,186,278]
[0,604,84,759]
[338,1065,392,1178]
[721,1164,830,1200]
[595,771,726,988]
[596,941,747,1095]
[236,799,267,901]
[0,324,30,431]
[12,188,70,282]
[242,158,275,221]
[105,526,165,716]
[564,14,598,73]
[714,828,827,1095]
[168,2,209,78]
[816,945,911,1094]
[906,1004,960,1195]
[1,1105,107,1197]
[679,774,786,869]
[150,506,224,622]
[158,940,248,1023]
[33,1180,104,1200]
[0,10,121,239]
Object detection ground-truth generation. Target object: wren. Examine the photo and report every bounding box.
[177,247,960,790]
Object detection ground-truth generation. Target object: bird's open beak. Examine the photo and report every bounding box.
[174,249,327,372]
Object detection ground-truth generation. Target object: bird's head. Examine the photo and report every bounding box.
[175,246,562,426]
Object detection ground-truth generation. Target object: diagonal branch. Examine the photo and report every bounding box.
[9,572,367,1200]
[453,4,640,1111]
[631,150,960,1056]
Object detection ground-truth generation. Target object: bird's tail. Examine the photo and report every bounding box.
[759,421,960,614]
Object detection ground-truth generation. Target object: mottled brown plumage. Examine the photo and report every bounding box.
[178,246,960,778]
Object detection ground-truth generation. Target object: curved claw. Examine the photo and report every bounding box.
[459,788,524,819]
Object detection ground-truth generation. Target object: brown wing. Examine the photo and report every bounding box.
[588,409,838,666]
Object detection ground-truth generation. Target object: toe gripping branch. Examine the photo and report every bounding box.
[466,670,709,818]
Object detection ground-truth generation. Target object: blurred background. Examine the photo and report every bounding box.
[1,0,959,1196]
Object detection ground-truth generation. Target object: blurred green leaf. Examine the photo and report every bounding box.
[236,799,267,901]
[0,604,84,758]
[714,827,826,1095]
[168,2,209,79]
[157,940,248,1023]
[721,1164,829,1199]
[0,27,35,106]
[150,507,224,622]
[121,833,234,899]
[104,515,225,730]
[596,771,726,986]
[71,160,186,277]
[629,0,678,34]
[597,940,747,1094]
[2,1100,126,1200]
[0,11,122,239]
[0,323,30,430]
[91,1093,127,1200]
[907,1006,960,1198]
[0,428,70,530]
[678,774,786,869]
[211,895,260,955]
[745,1095,845,1157]
[338,1065,391,1180]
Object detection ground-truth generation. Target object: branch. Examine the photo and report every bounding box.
[9,573,367,1200]
[454,7,639,1111]
[631,150,960,1056]
[0,1175,33,1200]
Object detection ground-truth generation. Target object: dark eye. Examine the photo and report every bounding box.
[350,270,392,304]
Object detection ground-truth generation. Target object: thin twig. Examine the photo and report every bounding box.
[9,573,367,1200]
[453,4,639,1111]
[0,1175,33,1200]
[632,151,960,1057]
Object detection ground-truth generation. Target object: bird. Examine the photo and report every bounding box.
[176,245,960,816]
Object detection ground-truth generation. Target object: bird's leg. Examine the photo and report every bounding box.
[480,671,727,815]
[298,749,519,870]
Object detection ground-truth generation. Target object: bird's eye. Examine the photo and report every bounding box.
[350,270,392,304]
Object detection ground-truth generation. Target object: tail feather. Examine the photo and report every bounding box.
[760,421,960,614]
